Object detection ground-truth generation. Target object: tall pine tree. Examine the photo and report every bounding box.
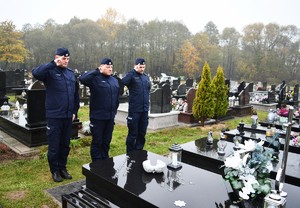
[192,62,216,126]
[212,65,229,122]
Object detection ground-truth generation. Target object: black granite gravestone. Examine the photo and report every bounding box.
[271,84,276,91]
[171,79,180,91]
[248,82,254,92]
[279,80,286,102]
[26,81,46,127]
[268,91,276,103]
[4,69,25,93]
[293,84,299,102]
[238,82,250,106]
[150,83,171,113]
[79,85,89,105]
[0,81,82,147]
[236,81,245,97]
[174,83,186,99]
[150,88,162,113]
[262,81,267,91]
[161,83,171,113]
[185,78,193,92]
[0,71,9,106]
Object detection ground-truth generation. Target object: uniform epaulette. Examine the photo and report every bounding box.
[66,68,74,72]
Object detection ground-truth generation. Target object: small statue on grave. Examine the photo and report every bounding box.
[233,133,242,150]
[207,130,214,145]
[267,109,276,123]
[251,111,258,129]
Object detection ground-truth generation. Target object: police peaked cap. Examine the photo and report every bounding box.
[100,58,113,65]
[56,47,70,57]
[135,58,146,65]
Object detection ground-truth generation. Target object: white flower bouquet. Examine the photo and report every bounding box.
[223,139,274,200]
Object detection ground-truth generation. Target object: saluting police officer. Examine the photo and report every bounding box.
[122,58,151,153]
[32,47,80,182]
[79,58,119,161]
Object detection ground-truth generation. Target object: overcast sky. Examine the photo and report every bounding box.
[1,0,300,34]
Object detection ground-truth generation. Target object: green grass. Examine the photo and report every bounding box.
[0,107,268,208]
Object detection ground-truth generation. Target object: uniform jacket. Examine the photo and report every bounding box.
[79,69,119,120]
[32,61,80,119]
[122,69,151,113]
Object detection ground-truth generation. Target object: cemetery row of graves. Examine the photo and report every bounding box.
[1,68,300,207]
[0,68,299,154]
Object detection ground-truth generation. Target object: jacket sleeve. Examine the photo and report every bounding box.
[32,61,56,82]
[73,79,80,118]
[121,70,135,86]
[79,69,100,87]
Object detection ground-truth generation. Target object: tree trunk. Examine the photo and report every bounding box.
[200,117,205,127]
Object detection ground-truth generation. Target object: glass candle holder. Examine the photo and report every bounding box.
[217,138,227,156]
[167,143,182,170]
[233,133,242,150]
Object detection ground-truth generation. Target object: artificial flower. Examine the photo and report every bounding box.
[223,139,273,200]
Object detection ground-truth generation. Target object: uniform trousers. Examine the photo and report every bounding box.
[126,111,149,153]
[90,118,115,161]
[47,118,72,173]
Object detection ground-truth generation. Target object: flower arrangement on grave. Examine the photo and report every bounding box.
[293,107,300,118]
[277,105,289,117]
[291,132,299,146]
[223,139,274,200]
[171,98,187,112]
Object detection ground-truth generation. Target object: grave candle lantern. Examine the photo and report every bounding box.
[167,143,182,170]
[263,192,287,208]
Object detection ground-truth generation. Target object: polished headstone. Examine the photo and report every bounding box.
[161,83,172,113]
[172,79,180,91]
[26,80,46,127]
[293,84,299,102]
[186,88,196,113]
[150,87,162,113]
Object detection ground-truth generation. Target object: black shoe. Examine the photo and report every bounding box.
[52,171,63,182]
[60,169,72,179]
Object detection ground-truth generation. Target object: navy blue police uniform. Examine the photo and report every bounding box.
[122,58,151,153]
[32,48,79,180]
[79,58,119,161]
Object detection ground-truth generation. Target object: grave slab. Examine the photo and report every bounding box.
[82,150,233,208]
[181,138,300,207]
